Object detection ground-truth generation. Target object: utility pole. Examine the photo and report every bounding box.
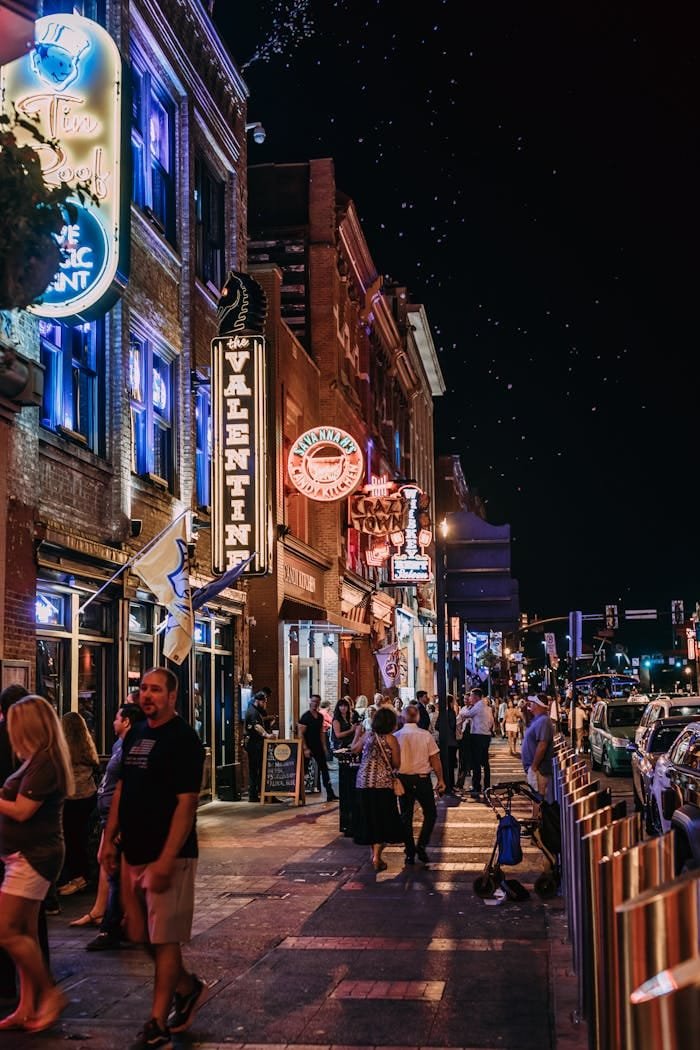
[435,519,450,784]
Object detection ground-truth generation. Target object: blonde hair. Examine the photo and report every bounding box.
[61,710,99,769]
[354,694,369,711]
[8,695,75,795]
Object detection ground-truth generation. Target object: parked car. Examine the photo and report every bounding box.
[634,694,700,746]
[588,698,647,776]
[629,714,698,829]
[646,720,700,872]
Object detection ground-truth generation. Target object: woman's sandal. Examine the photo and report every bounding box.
[69,911,104,928]
[0,1011,31,1030]
[23,990,68,1033]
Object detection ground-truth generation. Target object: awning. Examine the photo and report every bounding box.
[280,597,328,622]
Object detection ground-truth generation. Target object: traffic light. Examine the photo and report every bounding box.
[605,604,618,629]
[520,612,529,628]
[568,610,582,659]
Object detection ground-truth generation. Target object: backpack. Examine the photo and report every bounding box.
[496,813,523,867]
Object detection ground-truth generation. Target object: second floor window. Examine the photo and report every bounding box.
[195,384,211,508]
[129,334,174,488]
[194,156,225,290]
[39,319,102,452]
[131,53,176,244]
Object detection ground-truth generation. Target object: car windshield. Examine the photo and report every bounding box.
[609,706,645,727]
[671,705,700,717]
[651,726,687,753]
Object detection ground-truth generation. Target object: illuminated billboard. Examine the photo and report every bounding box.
[1,14,128,319]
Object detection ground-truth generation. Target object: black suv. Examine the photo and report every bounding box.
[655,720,700,873]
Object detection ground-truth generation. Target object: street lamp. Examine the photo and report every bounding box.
[245,121,266,144]
[436,516,450,787]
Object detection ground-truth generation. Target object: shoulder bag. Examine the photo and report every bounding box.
[375,734,404,796]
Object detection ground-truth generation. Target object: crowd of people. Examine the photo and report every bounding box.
[0,669,206,1049]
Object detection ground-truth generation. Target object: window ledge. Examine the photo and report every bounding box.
[143,471,170,490]
[57,425,89,447]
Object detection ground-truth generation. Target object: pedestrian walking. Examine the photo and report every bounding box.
[351,706,405,871]
[57,711,99,898]
[497,698,507,737]
[100,667,206,1049]
[0,694,73,1032]
[73,700,145,951]
[504,698,522,756]
[298,695,337,802]
[395,705,445,866]
[459,687,494,798]
[520,694,555,809]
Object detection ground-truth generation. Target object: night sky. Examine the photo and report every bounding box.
[215,1,696,624]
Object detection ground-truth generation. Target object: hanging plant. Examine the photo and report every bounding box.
[0,110,96,310]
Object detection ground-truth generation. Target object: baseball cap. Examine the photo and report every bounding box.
[528,695,549,708]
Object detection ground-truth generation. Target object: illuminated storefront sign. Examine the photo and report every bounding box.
[212,334,269,575]
[390,484,432,584]
[350,491,406,536]
[288,426,363,502]
[1,14,128,319]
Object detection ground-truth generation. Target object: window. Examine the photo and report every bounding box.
[195,383,211,508]
[194,156,225,290]
[129,333,174,488]
[39,319,102,452]
[130,51,176,243]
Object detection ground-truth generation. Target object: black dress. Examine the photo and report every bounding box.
[352,733,405,846]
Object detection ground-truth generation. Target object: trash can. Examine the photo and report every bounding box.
[216,762,242,801]
[336,749,360,836]
[631,956,700,1050]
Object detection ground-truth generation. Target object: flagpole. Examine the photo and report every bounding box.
[77,508,190,617]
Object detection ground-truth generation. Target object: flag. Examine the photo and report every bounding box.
[375,643,400,687]
[132,515,193,664]
[192,554,255,611]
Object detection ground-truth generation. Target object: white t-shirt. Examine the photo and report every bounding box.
[394,722,439,774]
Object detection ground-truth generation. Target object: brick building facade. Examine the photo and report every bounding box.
[247,159,445,736]
[0,0,250,799]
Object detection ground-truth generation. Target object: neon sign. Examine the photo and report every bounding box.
[288,427,364,502]
[211,333,269,575]
[1,14,127,319]
[390,484,432,584]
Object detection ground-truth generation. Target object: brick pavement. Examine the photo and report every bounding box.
[1,736,588,1050]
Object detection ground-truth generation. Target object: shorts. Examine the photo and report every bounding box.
[526,766,553,803]
[0,851,51,901]
[121,856,197,945]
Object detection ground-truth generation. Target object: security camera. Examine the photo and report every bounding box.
[245,121,266,145]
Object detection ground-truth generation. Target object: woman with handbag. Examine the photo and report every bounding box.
[350,707,405,871]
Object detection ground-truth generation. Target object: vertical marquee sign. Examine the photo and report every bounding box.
[0,14,128,319]
[390,484,432,584]
[212,272,270,577]
[211,333,268,575]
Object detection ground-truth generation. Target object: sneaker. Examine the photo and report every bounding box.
[130,1018,171,1049]
[57,876,87,896]
[416,847,430,865]
[168,975,205,1033]
[86,932,124,952]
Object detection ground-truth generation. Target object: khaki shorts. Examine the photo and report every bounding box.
[1,851,51,901]
[121,856,196,945]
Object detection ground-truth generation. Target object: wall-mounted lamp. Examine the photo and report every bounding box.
[245,121,266,145]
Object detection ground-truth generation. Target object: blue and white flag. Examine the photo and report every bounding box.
[132,514,193,665]
[192,553,255,611]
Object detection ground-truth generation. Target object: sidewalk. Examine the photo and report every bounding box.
[5,737,587,1049]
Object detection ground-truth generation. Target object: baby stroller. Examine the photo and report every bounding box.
[473,780,561,900]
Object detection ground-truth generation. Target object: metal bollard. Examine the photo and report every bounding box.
[597,833,677,1050]
[563,789,611,956]
[579,811,639,1035]
[631,956,700,1050]
[559,774,595,927]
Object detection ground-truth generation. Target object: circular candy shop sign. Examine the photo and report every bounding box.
[287,427,364,502]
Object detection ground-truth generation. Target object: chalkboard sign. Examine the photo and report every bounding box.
[261,738,305,805]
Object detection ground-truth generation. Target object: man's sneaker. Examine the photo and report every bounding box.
[86,932,123,952]
[416,847,430,865]
[129,1018,171,1049]
[168,975,206,1033]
